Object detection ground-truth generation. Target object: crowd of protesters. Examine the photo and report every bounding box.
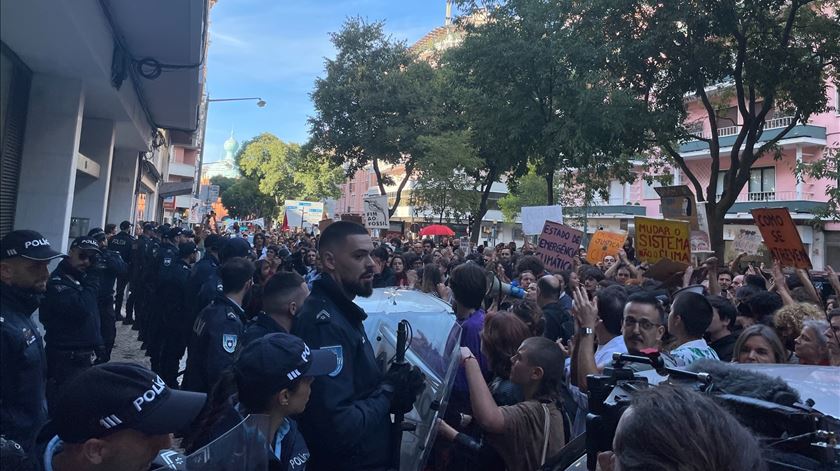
[2,220,839,471]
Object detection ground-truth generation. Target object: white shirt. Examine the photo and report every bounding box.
[670,338,720,366]
[595,334,628,369]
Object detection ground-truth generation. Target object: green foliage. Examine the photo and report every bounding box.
[209,176,236,197]
[220,178,274,219]
[498,169,559,222]
[795,146,840,223]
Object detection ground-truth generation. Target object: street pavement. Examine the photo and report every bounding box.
[111,321,151,369]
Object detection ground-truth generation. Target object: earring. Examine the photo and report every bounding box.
[281,401,289,406]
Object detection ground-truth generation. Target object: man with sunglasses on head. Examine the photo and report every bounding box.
[40,236,104,410]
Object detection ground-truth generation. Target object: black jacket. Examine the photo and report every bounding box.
[40,260,102,350]
[0,284,47,452]
[183,295,246,394]
[542,301,575,344]
[90,249,128,302]
[187,253,220,320]
[242,312,286,346]
[372,266,397,288]
[710,333,737,363]
[292,275,393,471]
[108,231,134,269]
[157,259,192,330]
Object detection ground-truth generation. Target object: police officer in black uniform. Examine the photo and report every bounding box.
[88,228,128,364]
[108,220,134,320]
[39,236,103,410]
[242,271,309,346]
[147,227,186,366]
[185,233,223,322]
[0,230,64,452]
[194,237,251,320]
[138,225,163,344]
[156,242,198,386]
[293,222,425,470]
[183,257,254,394]
[125,223,153,326]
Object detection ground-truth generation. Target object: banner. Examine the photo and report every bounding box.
[732,228,763,255]
[363,195,390,230]
[521,205,564,235]
[245,218,265,229]
[284,200,324,225]
[751,208,812,269]
[188,198,205,224]
[634,217,691,264]
[535,221,583,271]
[586,230,626,264]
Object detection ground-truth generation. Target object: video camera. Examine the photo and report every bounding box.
[584,353,840,471]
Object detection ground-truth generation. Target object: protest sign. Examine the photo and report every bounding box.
[535,221,583,271]
[188,198,205,224]
[634,217,691,264]
[732,228,763,255]
[318,218,334,232]
[586,230,626,264]
[645,258,689,283]
[751,208,812,269]
[521,205,564,235]
[459,236,471,255]
[363,195,390,230]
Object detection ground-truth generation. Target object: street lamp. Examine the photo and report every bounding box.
[207,97,267,107]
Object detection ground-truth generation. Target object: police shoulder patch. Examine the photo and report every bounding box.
[315,310,331,323]
[322,345,343,377]
[226,312,238,321]
[222,334,237,353]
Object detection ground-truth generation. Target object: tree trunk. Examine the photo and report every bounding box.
[471,169,497,244]
[706,201,726,262]
[372,158,387,196]
[389,162,415,217]
[545,171,555,205]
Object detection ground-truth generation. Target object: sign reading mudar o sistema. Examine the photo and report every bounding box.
[634,217,691,264]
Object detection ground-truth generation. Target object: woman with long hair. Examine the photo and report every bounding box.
[421,263,449,300]
[733,324,786,364]
[390,255,409,287]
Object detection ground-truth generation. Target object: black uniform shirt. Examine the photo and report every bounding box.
[108,231,133,266]
[183,295,245,393]
[242,311,287,346]
[0,284,47,452]
[40,260,102,350]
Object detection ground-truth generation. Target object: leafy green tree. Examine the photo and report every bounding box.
[498,168,560,222]
[574,0,840,259]
[209,175,236,198]
[221,178,274,219]
[309,18,439,216]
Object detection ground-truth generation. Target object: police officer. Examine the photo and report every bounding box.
[183,257,254,394]
[40,236,103,410]
[242,271,309,346]
[138,225,163,345]
[155,242,198,386]
[146,227,185,364]
[108,220,134,320]
[125,223,153,327]
[293,222,425,470]
[193,237,251,321]
[0,230,64,452]
[185,233,223,321]
[88,228,128,364]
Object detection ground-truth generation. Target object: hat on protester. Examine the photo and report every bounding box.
[1,230,65,261]
[234,333,337,396]
[70,236,102,254]
[178,242,198,258]
[220,237,251,261]
[48,363,206,443]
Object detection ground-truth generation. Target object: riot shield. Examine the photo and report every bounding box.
[357,288,462,471]
[151,414,272,470]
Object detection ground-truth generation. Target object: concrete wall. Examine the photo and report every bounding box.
[106,149,138,227]
[72,118,115,230]
[14,74,84,252]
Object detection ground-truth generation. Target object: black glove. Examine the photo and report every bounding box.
[384,363,426,414]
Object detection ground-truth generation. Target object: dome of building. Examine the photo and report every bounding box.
[223,133,238,155]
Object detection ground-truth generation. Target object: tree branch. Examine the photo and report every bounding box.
[389,161,416,217]
[662,143,706,201]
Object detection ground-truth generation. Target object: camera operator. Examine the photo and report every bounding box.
[595,384,766,471]
[667,291,719,366]
[292,222,425,470]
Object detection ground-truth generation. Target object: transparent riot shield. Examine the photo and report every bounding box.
[151,414,272,471]
[357,288,463,471]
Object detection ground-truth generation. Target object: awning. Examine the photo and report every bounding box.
[158,181,194,198]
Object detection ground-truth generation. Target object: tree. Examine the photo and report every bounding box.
[209,175,236,198]
[221,178,274,219]
[575,0,840,259]
[498,168,561,222]
[409,132,481,223]
[235,133,342,215]
[309,18,439,216]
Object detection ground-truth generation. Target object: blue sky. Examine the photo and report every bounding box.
[202,0,456,163]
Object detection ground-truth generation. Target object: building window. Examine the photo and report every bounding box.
[643,179,664,199]
[748,167,776,201]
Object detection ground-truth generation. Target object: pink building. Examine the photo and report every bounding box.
[335,167,377,217]
[583,82,839,268]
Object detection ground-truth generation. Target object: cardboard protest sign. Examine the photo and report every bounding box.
[521,205,564,235]
[751,208,812,269]
[634,217,691,264]
[318,219,334,232]
[586,230,626,264]
[645,258,689,283]
[732,228,763,255]
[655,185,698,229]
[535,221,583,271]
[363,195,389,230]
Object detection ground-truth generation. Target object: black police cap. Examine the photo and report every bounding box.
[0,230,64,261]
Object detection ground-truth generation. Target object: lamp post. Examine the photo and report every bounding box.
[195,95,266,198]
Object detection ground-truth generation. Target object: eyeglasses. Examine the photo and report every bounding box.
[624,316,660,331]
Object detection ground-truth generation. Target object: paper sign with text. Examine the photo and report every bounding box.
[732,228,763,256]
[586,230,626,264]
[521,205,564,235]
[634,217,691,264]
[751,208,812,269]
[363,195,390,230]
[536,221,583,272]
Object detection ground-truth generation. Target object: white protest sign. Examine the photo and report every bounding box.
[732,228,763,255]
[188,199,205,224]
[521,205,564,235]
[363,195,389,230]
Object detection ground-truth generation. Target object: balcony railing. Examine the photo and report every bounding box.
[715,190,814,202]
[711,116,795,139]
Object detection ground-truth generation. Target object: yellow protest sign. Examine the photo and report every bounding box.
[634,217,691,264]
[586,230,626,264]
